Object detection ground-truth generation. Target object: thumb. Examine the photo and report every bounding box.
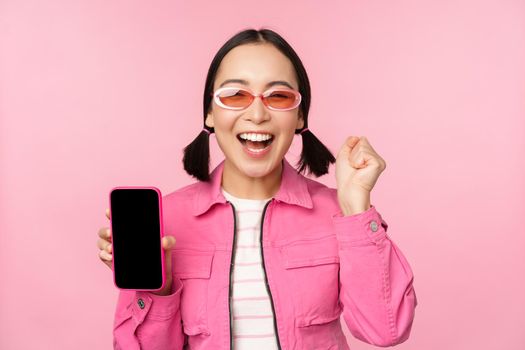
[338,136,360,158]
[346,136,360,149]
[162,235,176,277]
[163,235,176,250]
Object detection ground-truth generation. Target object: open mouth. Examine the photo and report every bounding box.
[236,134,274,150]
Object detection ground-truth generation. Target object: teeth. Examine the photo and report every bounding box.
[239,133,273,142]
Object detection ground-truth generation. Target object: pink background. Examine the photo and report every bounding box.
[1,0,524,348]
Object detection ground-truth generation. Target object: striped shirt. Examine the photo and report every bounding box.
[221,187,279,350]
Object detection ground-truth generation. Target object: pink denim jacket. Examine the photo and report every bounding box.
[113,158,417,349]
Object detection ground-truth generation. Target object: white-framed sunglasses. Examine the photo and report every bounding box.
[211,86,302,111]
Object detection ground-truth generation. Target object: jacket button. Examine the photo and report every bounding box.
[370,220,378,232]
[137,298,145,309]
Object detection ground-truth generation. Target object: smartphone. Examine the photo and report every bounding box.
[109,186,165,291]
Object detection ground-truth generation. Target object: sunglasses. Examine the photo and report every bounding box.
[211,86,302,111]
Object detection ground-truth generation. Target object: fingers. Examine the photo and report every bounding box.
[98,227,111,240]
[97,237,112,253]
[98,235,113,270]
[98,210,113,270]
[97,226,113,271]
[99,247,113,270]
[350,151,368,169]
[99,248,112,261]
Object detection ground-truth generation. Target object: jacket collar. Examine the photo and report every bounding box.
[192,157,313,216]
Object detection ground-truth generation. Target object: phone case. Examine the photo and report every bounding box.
[108,186,165,292]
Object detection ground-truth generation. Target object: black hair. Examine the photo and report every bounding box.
[182,27,335,182]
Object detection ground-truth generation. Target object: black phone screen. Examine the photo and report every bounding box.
[110,188,163,290]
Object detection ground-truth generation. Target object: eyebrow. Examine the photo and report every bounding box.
[218,79,295,90]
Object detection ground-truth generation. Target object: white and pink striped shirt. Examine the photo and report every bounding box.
[221,187,279,350]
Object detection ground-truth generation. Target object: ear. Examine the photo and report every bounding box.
[205,111,214,128]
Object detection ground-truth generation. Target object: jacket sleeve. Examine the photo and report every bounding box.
[113,276,186,350]
[332,204,417,347]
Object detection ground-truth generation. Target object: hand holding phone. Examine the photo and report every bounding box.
[97,186,176,295]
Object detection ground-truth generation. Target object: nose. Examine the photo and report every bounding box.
[246,95,270,124]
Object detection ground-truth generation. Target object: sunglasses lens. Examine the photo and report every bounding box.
[217,89,253,108]
[265,90,299,109]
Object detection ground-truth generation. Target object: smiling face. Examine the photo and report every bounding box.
[205,43,304,181]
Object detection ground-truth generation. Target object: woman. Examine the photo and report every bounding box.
[97,28,417,350]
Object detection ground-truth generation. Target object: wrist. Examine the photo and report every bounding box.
[338,190,371,216]
[339,202,370,216]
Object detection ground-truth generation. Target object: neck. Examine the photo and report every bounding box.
[221,160,282,200]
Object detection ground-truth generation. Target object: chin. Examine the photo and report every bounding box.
[238,160,277,178]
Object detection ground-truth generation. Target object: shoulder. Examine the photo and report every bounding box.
[163,181,200,199]
[161,181,202,209]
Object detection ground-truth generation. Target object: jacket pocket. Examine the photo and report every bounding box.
[172,248,214,336]
[281,234,342,328]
